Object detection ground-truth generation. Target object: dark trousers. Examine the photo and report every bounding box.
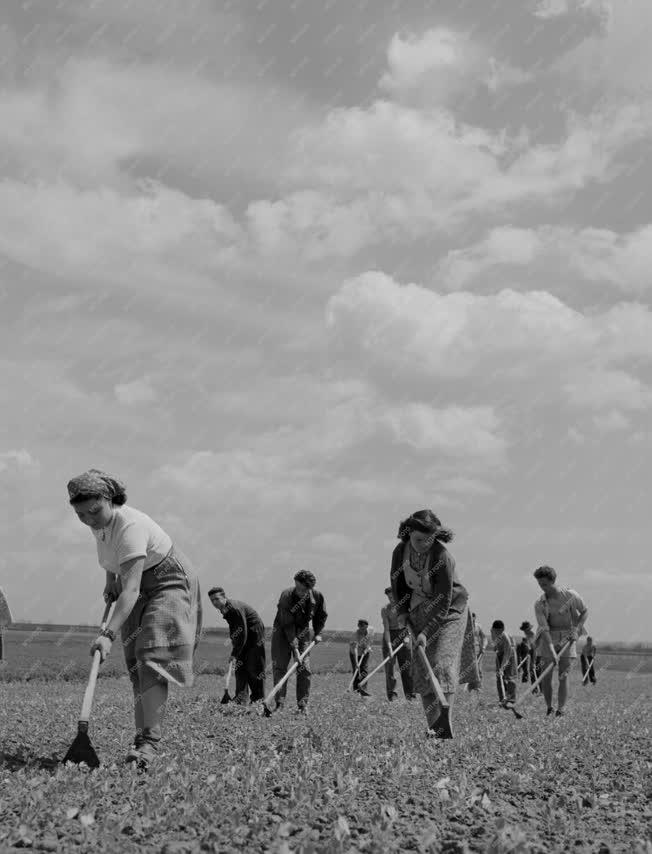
[349,651,370,691]
[520,652,541,688]
[496,670,516,703]
[383,630,414,698]
[580,654,596,683]
[0,629,4,661]
[519,652,533,682]
[271,631,311,707]
[234,641,266,703]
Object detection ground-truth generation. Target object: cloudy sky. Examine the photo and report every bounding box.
[1,0,651,643]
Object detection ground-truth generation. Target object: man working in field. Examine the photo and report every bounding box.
[208,588,266,705]
[491,620,517,707]
[381,587,415,701]
[467,612,487,690]
[349,619,372,696]
[533,565,589,717]
[580,636,597,685]
[271,571,327,713]
[517,621,540,694]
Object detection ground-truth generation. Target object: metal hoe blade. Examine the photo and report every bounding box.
[63,724,100,769]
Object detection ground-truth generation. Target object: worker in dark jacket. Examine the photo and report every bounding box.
[208,587,266,704]
[271,570,327,713]
[491,620,517,707]
[517,621,540,693]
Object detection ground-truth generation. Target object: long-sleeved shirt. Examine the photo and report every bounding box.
[221,599,265,659]
[273,587,328,645]
[390,541,468,633]
[494,633,517,673]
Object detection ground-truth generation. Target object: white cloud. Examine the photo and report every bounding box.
[0,449,39,474]
[567,427,586,444]
[556,0,652,95]
[114,377,158,406]
[326,271,598,379]
[593,410,630,432]
[0,179,244,296]
[534,0,611,22]
[485,58,533,93]
[326,271,652,421]
[380,404,506,460]
[437,227,543,291]
[437,224,652,296]
[564,370,652,410]
[379,29,531,107]
[262,99,651,259]
[380,29,487,104]
[156,449,314,509]
[0,57,313,186]
[154,370,507,514]
[247,191,377,261]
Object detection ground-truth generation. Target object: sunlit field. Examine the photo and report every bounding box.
[1,631,650,853]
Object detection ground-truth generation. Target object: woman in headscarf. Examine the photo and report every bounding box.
[390,509,479,738]
[67,469,202,768]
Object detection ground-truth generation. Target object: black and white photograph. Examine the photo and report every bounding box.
[0,1,650,852]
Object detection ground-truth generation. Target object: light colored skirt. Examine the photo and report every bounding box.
[409,603,479,694]
[122,546,202,686]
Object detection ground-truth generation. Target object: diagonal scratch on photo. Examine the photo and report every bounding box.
[1,0,651,852]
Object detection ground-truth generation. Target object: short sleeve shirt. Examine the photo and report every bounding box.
[93,506,172,576]
[350,631,371,654]
[381,604,400,631]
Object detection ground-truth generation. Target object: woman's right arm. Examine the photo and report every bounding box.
[103,571,121,603]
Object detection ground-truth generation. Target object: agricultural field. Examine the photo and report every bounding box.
[1,631,651,853]
[1,629,650,682]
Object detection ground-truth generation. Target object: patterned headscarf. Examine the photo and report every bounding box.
[67,469,126,503]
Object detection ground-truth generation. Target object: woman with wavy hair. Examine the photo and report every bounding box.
[390,509,479,738]
[67,468,202,768]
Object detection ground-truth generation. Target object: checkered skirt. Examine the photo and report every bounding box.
[410,604,479,694]
[121,546,202,686]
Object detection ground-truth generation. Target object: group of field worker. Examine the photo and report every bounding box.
[208,514,592,733]
[6,468,593,769]
[207,570,327,713]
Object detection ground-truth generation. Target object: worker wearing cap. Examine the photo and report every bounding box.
[381,587,416,701]
[349,619,372,696]
[271,570,328,713]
